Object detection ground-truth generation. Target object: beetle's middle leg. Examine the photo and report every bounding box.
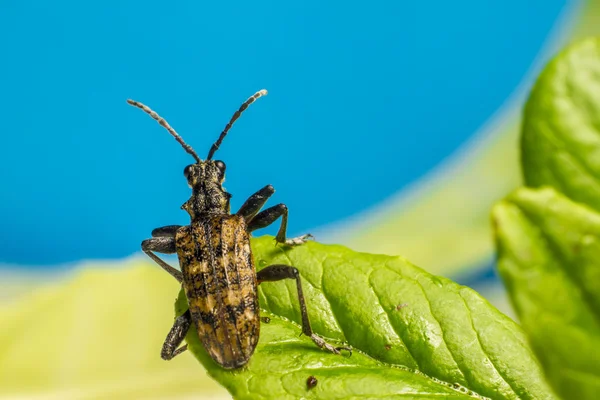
[248,204,312,246]
[257,264,351,355]
[142,225,183,283]
[161,309,192,360]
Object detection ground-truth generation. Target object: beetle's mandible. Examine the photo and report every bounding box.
[127,90,350,369]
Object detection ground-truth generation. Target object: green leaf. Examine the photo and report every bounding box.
[493,187,600,399]
[175,236,556,400]
[521,37,600,210]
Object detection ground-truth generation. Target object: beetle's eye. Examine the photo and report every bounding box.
[214,160,226,175]
[183,165,193,179]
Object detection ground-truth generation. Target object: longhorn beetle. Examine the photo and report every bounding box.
[127,90,350,369]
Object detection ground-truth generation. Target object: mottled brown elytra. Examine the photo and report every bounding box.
[127,90,351,369]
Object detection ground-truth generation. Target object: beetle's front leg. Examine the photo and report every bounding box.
[257,264,351,355]
[236,184,275,221]
[142,225,183,283]
[248,204,312,246]
[161,309,192,360]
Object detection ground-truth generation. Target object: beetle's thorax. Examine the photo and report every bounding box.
[181,161,231,218]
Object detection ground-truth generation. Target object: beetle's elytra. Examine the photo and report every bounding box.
[127,90,350,369]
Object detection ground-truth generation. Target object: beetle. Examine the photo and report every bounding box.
[127,90,350,369]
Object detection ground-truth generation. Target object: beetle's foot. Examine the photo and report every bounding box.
[337,345,353,355]
[310,334,352,355]
[279,234,313,246]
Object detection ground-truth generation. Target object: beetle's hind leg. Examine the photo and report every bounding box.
[248,204,312,246]
[257,264,351,355]
[162,310,192,360]
[142,225,183,283]
[148,225,189,360]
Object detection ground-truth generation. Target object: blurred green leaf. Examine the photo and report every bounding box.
[493,187,600,399]
[176,236,555,400]
[495,37,600,399]
[0,263,229,400]
[522,37,600,209]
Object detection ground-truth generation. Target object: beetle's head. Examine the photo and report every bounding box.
[127,89,267,217]
[183,160,226,188]
[180,160,231,217]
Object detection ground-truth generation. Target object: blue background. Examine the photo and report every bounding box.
[0,1,568,265]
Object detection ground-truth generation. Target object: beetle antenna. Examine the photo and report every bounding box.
[206,89,268,160]
[127,99,201,163]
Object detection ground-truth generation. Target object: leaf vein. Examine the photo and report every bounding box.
[412,278,470,388]
[458,291,519,398]
[368,266,420,370]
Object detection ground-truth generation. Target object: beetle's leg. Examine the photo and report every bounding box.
[161,310,192,360]
[248,204,312,246]
[257,264,351,355]
[236,184,275,222]
[152,225,182,237]
[142,236,183,283]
